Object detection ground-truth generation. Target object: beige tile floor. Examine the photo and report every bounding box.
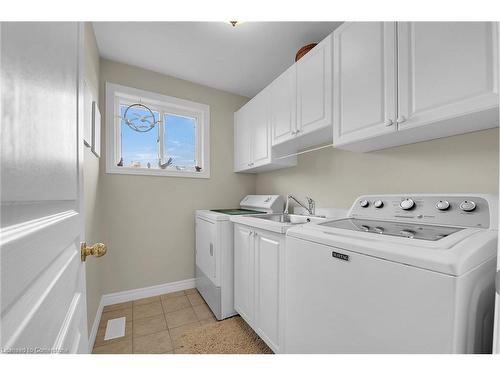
[92,288,216,354]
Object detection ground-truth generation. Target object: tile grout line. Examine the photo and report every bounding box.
[131,300,134,353]
[160,292,175,353]
[97,291,207,353]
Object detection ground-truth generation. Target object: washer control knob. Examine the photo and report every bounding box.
[360,225,370,232]
[436,200,450,211]
[359,199,369,208]
[374,200,384,208]
[374,226,384,234]
[400,198,415,210]
[460,200,476,212]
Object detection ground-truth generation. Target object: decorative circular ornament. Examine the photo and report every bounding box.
[122,103,158,132]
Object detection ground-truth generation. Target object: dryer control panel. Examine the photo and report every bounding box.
[350,195,493,229]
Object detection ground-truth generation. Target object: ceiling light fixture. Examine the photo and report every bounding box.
[227,21,240,27]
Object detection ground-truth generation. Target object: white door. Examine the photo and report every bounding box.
[495,260,500,353]
[333,22,398,146]
[1,23,90,353]
[270,65,297,146]
[250,89,271,167]
[234,109,252,171]
[397,22,499,130]
[233,224,254,324]
[495,120,500,353]
[195,217,217,285]
[296,33,333,136]
[254,230,283,353]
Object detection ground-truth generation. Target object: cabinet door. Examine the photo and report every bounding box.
[296,34,333,136]
[270,65,297,146]
[333,22,397,146]
[397,22,499,130]
[250,89,271,167]
[233,224,254,324]
[254,230,283,353]
[234,107,252,171]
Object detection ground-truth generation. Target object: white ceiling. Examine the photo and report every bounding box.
[92,22,342,97]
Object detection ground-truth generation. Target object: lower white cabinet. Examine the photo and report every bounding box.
[234,224,254,324]
[233,224,284,353]
[254,230,283,352]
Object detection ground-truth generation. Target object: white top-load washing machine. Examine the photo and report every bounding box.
[195,195,284,320]
[284,194,498,353]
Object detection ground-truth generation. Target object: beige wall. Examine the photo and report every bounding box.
[256,128,499,209]
[83,23,103,332]
[97,59,254,294]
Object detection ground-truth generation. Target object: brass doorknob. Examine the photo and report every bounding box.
[81,242,107,262]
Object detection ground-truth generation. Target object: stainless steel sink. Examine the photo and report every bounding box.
[251,213,325,224]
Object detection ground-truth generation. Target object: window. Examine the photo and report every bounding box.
[106,83,210,178]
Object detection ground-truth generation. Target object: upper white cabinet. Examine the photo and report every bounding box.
[235,34,333,172]
[333,22,499,152]
[270,65,297,146]
[296,34,333,137]
[234,85,297,173]
[333,22,397,145]
[234,89,273,171]
[251,89,271,167]
[234,105,252,171]
[397,22,499,131]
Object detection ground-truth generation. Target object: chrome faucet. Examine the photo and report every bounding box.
[284,194,316,216]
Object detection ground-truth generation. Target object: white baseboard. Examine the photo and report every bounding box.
[88,278,196,351]
[101,278,196,306]
[88,298,104,352]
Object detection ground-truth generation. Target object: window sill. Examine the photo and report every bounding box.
[106,166,210,179]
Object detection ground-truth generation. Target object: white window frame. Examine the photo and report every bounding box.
[105,82,210,178]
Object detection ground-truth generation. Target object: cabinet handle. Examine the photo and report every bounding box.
[397,116,406,124]
[209,243,214,256]
[384,119,393,127]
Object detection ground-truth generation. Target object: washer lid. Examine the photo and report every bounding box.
[319,218,464,241]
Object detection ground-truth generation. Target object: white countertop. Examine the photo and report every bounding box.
[229,208,348,234]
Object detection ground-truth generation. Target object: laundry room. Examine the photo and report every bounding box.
[1,1,500,373]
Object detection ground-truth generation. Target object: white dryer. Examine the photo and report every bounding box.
[195,195,284,320]
[284,194,498,353]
